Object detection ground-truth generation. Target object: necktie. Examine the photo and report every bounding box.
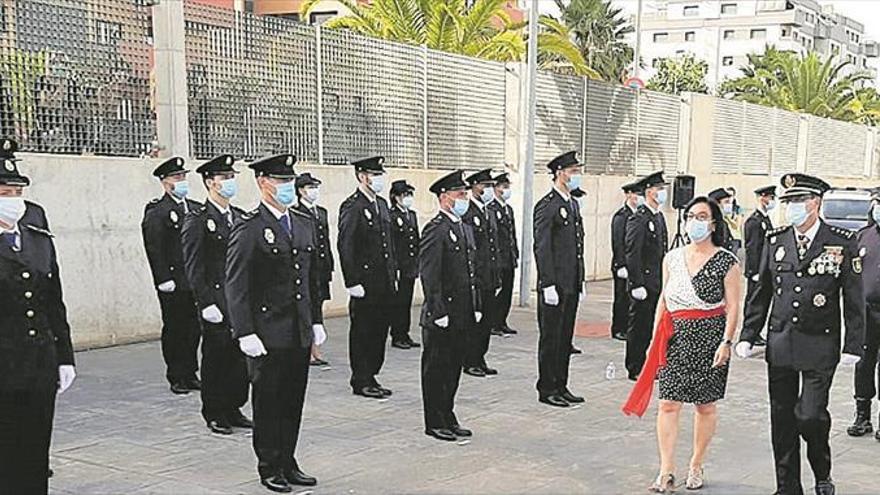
[279,215,292,239]
[797,234,809,259]
[1,232,19,251]
[226,212,233,228]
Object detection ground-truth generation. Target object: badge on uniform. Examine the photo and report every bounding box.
[170,210,178,223]
[364,209,372,221]
[859,247,867,257]
[648,221,655,232]
[770,236,777,245]
[853,257,863,274]
[496,211,502,220]
[775,246,786,261]
[559,207,568,219]
[474,216,481,227]
[396,217,403,227]
[207,219,216,232]
[264,228,275,244]
[813,294,826,308]
[449,230,457,243]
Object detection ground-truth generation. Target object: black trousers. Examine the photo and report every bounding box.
[768,365,835,494]
[248,346,310,479]
[854,305,880,400]
[421,322,468,430]
[390,277,416,342]
[0,386,57,495]
[157,290,201,384]
[611,275,629,337]
[200,322,249,423]
[349,291,393,390]
[465,288,496,369]
[495,267,515,329]
[625,291,659,377]
[536,291,578,397]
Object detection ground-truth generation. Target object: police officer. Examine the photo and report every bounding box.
[610,180,642,341]
[847,192,880,440]
[419,170,479,441]
[181,154,251,436]
[142,157,203,394]
[389,179,421,350]
[225,154,324,492]
[624,171,669,381]
[487,172,519,336]
[743,185,776,347]
[738,173,865,495]
[293,172,335,366]
[707,187,736,251]
[462,168,501,377]
[337,156,398,399]
[0,139,75,494]
[534,151,585,407]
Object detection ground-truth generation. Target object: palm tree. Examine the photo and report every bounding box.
[301,0,597,77]
[551,0,634,82]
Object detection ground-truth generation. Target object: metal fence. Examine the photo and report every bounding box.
[711,99,800,176]
[0,0,155,156]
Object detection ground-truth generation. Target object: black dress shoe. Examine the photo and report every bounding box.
[481,366,499,375]
[182,377,202,391]
[227,409,254,429]
[375,386,393,397]
[612,331,628,341]
[501,325,518,335]
[561,390,585,403]
[207,419,234,435]
[464,367,486,377]
[425,428,457,441]
[170,382,190,395]
[391,340,411,350]
[310,358,329,366]
[406,339,421,348]
[815,480,835,495]
[353,386,385,399]
[570,346,583,354]
[628,371,639,381]
[261,474,292,493]
[449,425,472,437]
[539,395,570,407]
[490,327,504,336]
[754,335,767,347]
[285,466,317,486]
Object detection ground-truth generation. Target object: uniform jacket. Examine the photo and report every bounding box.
[744,209,773,280]
[418,212,480,329]
[610,204,634,272]
[293,201,334,301]
[487,199,518,270]
[0,202,74,390]
[337,189,398,296]
[181,200,245,317]
[533,189,585,295]
[141,193,203,291]
[857,224,880,305]
[461,199,501,292]
[225,204,322,349]
[389,203,420,280]
[624,205,668,294]
[742,222,865,370]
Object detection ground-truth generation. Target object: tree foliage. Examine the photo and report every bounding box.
[551,0,634,82]
[646,54,708,95]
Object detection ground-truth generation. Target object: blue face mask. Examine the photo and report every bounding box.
[655,189,668,206]
[502,189,512,201]
[172,180,189,198]
[274,181,296,207]
[766,199,776,211]
[452,198,469,217]
[636,195,646,207]
[369,175,385,194]
[722,203,733,215]
[566,173,582,191]
[872,204,880,225]
[480,187,495,204]
[687,220,712,243]
[786,201,809,227]
[218,178,237,199]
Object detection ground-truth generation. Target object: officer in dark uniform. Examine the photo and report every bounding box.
[847,192,880,440]
[389,179,420,350]
[462,168,501,377]
[419,170,480,441]
[0,139,75,494]
[534,151,585,407]
[610,180,642,341]
[488,172,519,336]
[141,157,203,394]
[569,187,589,355]
[743,185,776,347]
[293,172,334,367]
[225,154,323,493]
[181,154,251,436]
[707,187,736,251]
[624,171,669,381]
[337,156,398,399]
[738,173,865,495]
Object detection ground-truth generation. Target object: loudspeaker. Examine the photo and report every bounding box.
[672,175,695,209]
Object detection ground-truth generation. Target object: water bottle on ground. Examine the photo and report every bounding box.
[605,361,616,380]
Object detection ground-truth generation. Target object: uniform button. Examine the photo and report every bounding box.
[795,286,802,293]
[776,288,782,295]
[296,294,302,300]
[775,276,781,283]
[381,232,386,237]
[796,272,802,278]
[320,254,326,258]
[22,271,30,279]
[296,279,302,285]
[792,301,800,308]
[261,306,267,312]
[24,291,32,299]
[364,264,369,269]
[28,329,36,336]
[384,253,389,259]
[826,329,831,334]
[214,284,221,289]
[294,263,300,270]
[293,249,298,255]
[447,297,453,302]
[272,248,279,254]
[792,316,799,323]
[169,266,175,272]
[26,310,34,318]
[47,272,53,279]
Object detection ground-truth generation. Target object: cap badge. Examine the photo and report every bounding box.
[2,139,10,150]
[176,158,183,166]
[784,175,796,188]
[4,160,13,172]
[226,157,232,165]
[286,156,293,166]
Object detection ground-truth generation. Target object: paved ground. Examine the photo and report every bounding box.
[50,281,878,494]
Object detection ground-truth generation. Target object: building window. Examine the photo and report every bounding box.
[685,31,696,42]
[722,56,734,66]
[793,31,799,41]
[831,43,839,55]
[244,0,254,13]
[653,32,669,42]
[652,58,661,68]
[750,29,767,40]
[723,30,735,40]
[683,5,699,17]
[781,26,792,38]
[721,3,737,15]
[96,20,122,46]
[309,11,337,24]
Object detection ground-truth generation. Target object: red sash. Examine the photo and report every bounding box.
[622,306,727,418]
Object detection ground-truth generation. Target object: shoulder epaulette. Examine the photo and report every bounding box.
[240,209,259,221]
[290,207,310,219]
[24,224,54,237]
[190,206,207,217]
[828,225,855,240]
[766,225,790,237]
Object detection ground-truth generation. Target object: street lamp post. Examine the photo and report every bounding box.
[518,0,539,307]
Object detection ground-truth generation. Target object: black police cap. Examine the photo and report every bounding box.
[754,185,776,197]
[707,187,732,202]
[391,179,415,196]
[295,172,322,189]
[571,188,586,198]
[494,172,511,185]
[152,157,189,179]
[547,150,581,172]
[466,168,495,186]
[779,173,831,201]
[640,171,669,189]
[621,179,643,193]
[352,156,386,173]
[249,154,297,179]
[430,170,468,196]
[0,138,29,187]
[195,154,237,177]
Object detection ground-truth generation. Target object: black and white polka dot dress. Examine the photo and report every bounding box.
[658,247,738,405]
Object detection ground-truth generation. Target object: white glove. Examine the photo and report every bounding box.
[347,284,365,299]
[157,280,176,293]
[239,334,268,358]
[543,285,559,306]
[616,267,628,279]
[58,365,76,394]
[475,311,483,323]
[735,341,756,359]
[579,290,585,302]
[631,287,647,301]
[841,353,862,366]
[312,324,327,346]
[201,304,224,323]
[434,316,449,328]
